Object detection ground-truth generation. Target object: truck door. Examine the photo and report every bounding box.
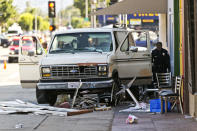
[116,30,152,85]
[19,36,44,88]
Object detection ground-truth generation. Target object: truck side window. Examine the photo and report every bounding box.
[114,31,127,49]
[120,36,129,52]
[21,36,41,56]
[128,32,135,47]
[132,31,148,51]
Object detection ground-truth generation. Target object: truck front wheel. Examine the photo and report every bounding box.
[111,75,121,106]
[36,87,57,106]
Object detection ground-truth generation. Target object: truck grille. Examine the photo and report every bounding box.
[51,65,97,78]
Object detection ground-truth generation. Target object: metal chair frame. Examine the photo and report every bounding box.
[156,72,172,89]
[159,75,183,114]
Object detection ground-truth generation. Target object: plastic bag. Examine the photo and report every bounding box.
[126,114,138,124]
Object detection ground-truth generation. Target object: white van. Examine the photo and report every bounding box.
[7,23,23,38]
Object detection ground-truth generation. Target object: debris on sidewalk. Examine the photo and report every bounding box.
[0,99,78,116]
[73,94,99,109]
[118,77,150,113]
[95,105,112,111]
[67,109,94,116]
[184,115,193,119]
[58,102,71,109]
[15,123,24,129]
[119,102,150,113]
[126,114,138,124]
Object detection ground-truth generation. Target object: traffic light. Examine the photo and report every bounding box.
[49,25,56,32]
[48,1,56,18]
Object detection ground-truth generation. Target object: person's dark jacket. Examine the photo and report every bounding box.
[151,48,171,73]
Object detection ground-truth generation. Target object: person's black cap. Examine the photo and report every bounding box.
[156,41,162,46]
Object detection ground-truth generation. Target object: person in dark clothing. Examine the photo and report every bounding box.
[152,42,171,82]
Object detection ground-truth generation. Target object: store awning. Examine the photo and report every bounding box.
[91,0,167,15]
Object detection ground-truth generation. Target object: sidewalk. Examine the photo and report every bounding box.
[112,106,197,131]
[0,110,114,131]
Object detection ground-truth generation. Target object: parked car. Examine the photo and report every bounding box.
[0,35,10,48]
[18,28,153,106]
[8,36,37,63]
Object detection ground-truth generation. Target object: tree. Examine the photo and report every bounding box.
[24,1,45,17]
[18,13,34,31]
[0,0,16,32]
[0,0,16,23]
[22,1,49,31]
[74,0,91,18]
[33,16,42,31]
[58,5,81,26]
[41,21,50,31]
[71,17,91,28]
[33,16,50,31]
[74,0,110,18]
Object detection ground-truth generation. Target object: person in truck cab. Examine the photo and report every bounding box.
[152,41,171,82]
[88,38,96,47]
[42,41,48,53]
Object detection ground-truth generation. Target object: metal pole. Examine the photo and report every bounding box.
[35,10,37,33]
[125,14,127,27]
[94,13,96,28]
[69,12,71,26]
[91,0,97,28]
[91,2,93,27]
[85,0,88,19]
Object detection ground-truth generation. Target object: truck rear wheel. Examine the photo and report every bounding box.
[36,87,57,106]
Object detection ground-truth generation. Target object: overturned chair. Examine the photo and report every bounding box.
[157,73,183,114]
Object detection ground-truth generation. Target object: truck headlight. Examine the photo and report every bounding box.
[98,65,107,72]
[98,65,108,76]
[42,67,51,77]
[42,67,51,73]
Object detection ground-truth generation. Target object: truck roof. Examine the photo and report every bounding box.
[55,28,127,35]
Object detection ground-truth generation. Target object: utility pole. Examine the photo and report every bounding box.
[91,0,97,28]
[35,9,37,33]
[85,0,88,20]
[68,12,71,26]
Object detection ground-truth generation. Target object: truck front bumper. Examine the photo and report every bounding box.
[37,79,113,90]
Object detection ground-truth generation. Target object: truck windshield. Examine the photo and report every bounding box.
[50,32,113,54]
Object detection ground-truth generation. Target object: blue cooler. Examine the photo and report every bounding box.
[150,99,171,112]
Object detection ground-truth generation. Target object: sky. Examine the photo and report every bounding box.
[13,0,74,13]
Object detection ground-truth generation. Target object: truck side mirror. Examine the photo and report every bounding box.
[129,46,138,52]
